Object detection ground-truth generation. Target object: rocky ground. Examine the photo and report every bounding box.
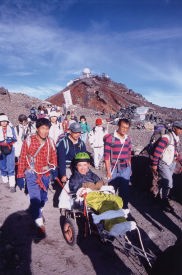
[0,91,43,125]
[0,90,182,275]
[0,173,182,275]
[0,125,182,275]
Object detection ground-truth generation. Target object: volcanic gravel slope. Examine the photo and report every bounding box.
[0,88,182,275]
[0,149,181,275]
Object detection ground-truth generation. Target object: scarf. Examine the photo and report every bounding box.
[0,125,14,142]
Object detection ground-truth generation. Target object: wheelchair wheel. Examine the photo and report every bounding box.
[62,217,78,246]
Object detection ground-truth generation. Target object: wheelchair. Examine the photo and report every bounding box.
[56,178,156,269]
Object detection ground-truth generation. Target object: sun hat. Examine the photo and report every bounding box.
[0,115,9,122]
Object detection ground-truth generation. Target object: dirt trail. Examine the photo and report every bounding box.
[0,173,182,275]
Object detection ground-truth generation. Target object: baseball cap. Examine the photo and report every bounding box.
[69,122,82,133]
[173,121,182,129]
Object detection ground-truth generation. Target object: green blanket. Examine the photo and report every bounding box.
[86,192,126,231]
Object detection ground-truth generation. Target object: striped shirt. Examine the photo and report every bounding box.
[151,133,178,166]
[104,131,132,168]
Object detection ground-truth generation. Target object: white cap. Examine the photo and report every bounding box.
[0,115,9,122]
[50,111,58,117]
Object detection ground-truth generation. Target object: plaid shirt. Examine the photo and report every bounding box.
[17,134,57,178]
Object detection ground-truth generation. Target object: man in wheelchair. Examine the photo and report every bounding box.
[69,152,103,193]
[59,153,153,268]
[58,152,104,211]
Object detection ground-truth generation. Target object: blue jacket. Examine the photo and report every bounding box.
[69,169,100,193]
[57,135,86,178]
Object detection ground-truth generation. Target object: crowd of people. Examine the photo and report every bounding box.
[0,103,182,240]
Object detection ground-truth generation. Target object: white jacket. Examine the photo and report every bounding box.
[88,126,108,148]
[49,123,63,144]
[14,124,31,158]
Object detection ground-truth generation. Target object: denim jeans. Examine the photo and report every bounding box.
[158,160,176,199]
[109,165,131,208]
[25,171,50,221]
[0,148,15,176]
[81,132,88,143]
[93,147,104,168]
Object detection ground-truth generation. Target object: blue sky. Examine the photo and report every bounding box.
[0,0,182,108]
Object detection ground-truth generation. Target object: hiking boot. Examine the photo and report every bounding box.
[34,225,46,242]
[10,187,16,193]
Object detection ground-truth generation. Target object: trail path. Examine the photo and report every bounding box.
[0,173,181,275]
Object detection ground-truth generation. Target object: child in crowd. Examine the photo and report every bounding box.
[79,115,90,143]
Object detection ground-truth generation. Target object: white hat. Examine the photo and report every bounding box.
[0,115,9,122]
[50,111,58,118]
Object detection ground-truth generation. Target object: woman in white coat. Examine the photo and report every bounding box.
[49,111,64,144]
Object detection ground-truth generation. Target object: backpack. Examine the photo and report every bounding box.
[141,124,170,156]
[16,125,30,141]
[56,133,85,155]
